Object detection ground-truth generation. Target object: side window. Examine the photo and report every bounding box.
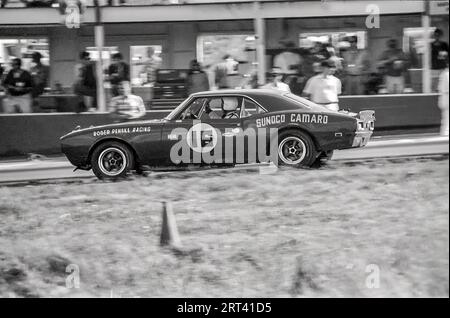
[202,96,241,120]
[241,98,266,118]
[179,97,207,120]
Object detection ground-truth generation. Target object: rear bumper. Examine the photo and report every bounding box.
[351,110,375,148]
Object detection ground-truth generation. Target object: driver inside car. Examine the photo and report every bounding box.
[203,103,221,119]
[221,97,239,119]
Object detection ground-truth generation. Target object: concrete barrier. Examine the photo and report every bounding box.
[0,111,169,158]
[339,94,441,129]
[0,94,441,158]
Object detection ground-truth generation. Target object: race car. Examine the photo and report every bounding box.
[60,89,375,180]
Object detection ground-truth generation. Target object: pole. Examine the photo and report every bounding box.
[94,0,106,112]
[422,2,431,94]
[254,1,266,87]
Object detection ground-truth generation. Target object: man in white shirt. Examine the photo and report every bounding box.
[109,81,146,121]
[438,59,449,136]
[263,67,291,93]
[302,60,342,112]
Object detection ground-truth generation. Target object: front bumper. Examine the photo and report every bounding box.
[351,110,375,148]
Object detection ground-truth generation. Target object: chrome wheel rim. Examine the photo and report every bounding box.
[278,136,307,165]
[98,147,127,176]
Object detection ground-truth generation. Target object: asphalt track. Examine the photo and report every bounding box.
[0,134,448,185]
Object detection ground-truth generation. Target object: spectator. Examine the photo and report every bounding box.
[186,59,209,95]
[30,52,50,100]
[262,67,291,93]
[365,66,385,95]
[378,39,409,94]
[431,28,449,92]
[438,57,449,136]
[299,44,326,88]
[74,51,97,111]
[302,60,342,112]
[144,46,162,86]
[273,41,302,93]
[341,36,371,95]
[109,81,146,121]
[2,58,33,113]
[273,41,302,76]
[108,52,130,97]
[214,54,239,89]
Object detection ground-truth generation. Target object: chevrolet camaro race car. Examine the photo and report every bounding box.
[60,89,375,180]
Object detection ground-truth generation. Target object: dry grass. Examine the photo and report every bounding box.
[0,158,448,298]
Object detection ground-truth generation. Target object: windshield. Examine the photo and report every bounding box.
[165,97,192,120]
[283,93,330,112]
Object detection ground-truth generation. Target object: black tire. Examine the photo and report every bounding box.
[91,141,134,180]
[274,129,318,168]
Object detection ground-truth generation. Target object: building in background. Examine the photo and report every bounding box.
[0,0,448,111]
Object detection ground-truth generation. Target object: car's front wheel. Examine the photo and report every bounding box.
[276,130,318,167]
[91,141,134,180]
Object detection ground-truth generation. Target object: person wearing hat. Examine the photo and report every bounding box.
[263,67,291,93]
[302,59,342,112]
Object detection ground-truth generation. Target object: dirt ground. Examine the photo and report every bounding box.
[0,158,448,298]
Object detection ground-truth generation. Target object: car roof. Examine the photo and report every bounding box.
[191,88,286,98]
[190,89,309,113]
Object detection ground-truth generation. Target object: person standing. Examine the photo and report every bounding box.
[30,52,50,110]
[109,81,146,121]
[108,52,130,97]
[214,55,239,89]
[186,59,209,95]
[144,46,162,86]
[438,58,449,136]
[74,51,97,111]
[431,28,449,92]
[302,60,342,112]
[341,36,371,95]
[273,41,302,93]
[2,58,33,113]
[378,39,409,94]
[262,67,291,93]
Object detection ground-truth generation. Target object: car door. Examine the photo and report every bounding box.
[160,97,208,165]
[239,97,270,164]
[199,96,244,164]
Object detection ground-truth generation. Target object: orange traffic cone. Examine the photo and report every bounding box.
[160,201,182,248]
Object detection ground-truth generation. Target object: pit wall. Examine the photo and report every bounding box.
[0,94,441,158]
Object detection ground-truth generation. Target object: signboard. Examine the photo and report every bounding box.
[429,0,449,15]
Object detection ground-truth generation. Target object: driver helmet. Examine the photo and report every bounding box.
[222,97,238,113]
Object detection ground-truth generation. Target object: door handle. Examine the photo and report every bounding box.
[223,128,242,137]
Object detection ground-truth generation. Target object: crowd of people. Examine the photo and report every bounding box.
[0,30,448,134]
[268,30,448,97]
[0,52,49,113]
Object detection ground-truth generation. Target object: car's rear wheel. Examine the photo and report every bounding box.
[91,141,134,180]
[275,130,318,167]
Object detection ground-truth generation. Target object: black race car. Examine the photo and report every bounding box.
[60,89,375,180]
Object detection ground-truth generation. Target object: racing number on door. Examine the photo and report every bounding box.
[187,122,218,153]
